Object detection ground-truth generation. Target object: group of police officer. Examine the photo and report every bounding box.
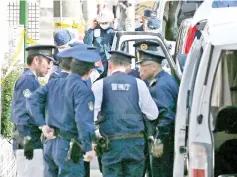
[10,8,179,177]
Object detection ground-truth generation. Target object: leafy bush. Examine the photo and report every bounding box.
[1,50,23,138]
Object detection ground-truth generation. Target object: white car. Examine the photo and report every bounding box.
[173,7,237,177]
[111,31,181,80]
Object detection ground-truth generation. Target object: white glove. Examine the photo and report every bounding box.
[41,125,56,140]
[151,139,164,158]
[95,129,102,139]
[84,150,96,162]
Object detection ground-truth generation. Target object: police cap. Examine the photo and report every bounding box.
[58,45,100,63]
[54,29,73,47]
[26,44,56,61]
[56,43,97,59]
[136,49,165,64]
[144,9,156,18]
[108,50,135,63]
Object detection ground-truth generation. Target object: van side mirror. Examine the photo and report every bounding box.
[218,174,237,177]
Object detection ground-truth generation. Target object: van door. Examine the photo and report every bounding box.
[188,42,220,177]
[173,38,203,177]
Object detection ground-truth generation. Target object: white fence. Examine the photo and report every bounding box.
[0,136,16,177]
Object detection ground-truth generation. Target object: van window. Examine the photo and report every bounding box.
[212,0,237,8]
[210,50,237,131]
[164,1,179,41]
[120,39,160,57]
[211,50,237,108]
[210,50,237,176]
[164,1,202,41]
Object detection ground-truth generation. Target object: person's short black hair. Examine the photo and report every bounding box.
[27,55,49,65]
[27,55,37,65]
[70,59,95,76]
[110,58,130,67]
[60,58,72,71]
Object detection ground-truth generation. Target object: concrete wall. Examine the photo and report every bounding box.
[39,0,54,44]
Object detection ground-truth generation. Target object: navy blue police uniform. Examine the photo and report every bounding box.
[83,25,115,78]
[11,45,55,157]
[127,68,141,78]
[27,45,100,177]
[92,51,159,177]
[133,40,167,177]
[136,42,179,177]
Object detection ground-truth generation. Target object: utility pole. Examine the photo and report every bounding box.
[125,0,135,31]
[20,0,28,63]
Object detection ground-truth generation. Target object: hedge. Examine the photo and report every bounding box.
[1,66,23,138]
[1,60,48,138]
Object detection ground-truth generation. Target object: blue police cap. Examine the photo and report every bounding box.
[144,9,156,17]
[54,29,73,47]
[26,44,56,61]
[147,17,160,29]
[74,50,101,63]
[56,43,96,58]
[136,49,165,64]
[58,45,100,63]
[108,50,135,63]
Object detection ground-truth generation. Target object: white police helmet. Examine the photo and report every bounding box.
[97,9,114,23]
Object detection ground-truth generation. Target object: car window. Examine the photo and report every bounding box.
[212,0,237,8]
[211,50,237,108]
[120,39,160,57]
[210,50,237,132]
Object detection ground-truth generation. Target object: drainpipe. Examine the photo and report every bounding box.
[20,0,28,63]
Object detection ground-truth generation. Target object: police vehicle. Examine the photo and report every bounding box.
[111,31,181,81]
[173,7,237,177]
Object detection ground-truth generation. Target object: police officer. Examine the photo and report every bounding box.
[135,41,179,177]
[50,29,79,80]
[135,9,160,32]
[84,8,115,78]
[11,45,55,159]
[27,45,99,177]
[92,50,159,177]
[57,45,100,177]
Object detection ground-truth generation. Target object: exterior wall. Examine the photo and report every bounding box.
[39,0,54,44]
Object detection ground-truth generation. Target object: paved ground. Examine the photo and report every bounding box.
[90,158,103,177]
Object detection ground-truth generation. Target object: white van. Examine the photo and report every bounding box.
[173,7,237,177]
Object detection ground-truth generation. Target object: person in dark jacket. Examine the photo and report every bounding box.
[136,41,179,177]
[27,46,100,177]
[136,9,160,32]
[11,44,55,160]
[84,8,115,78]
